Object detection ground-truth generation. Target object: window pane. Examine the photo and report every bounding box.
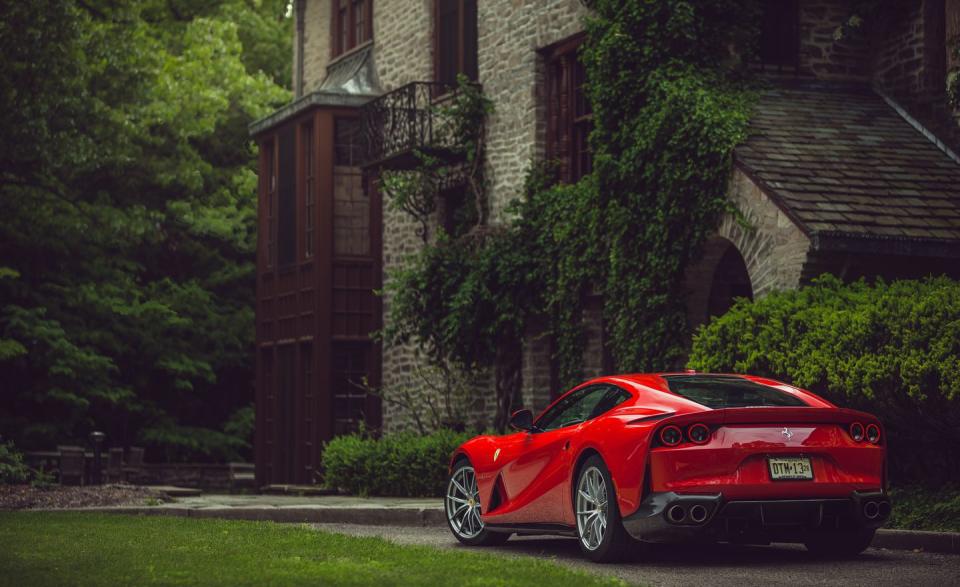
[758,0,799,67]
[462,0,478,81]
[303,124,314,258]
[335,117,363,166]
[277,125,296,267]
[664,375,810,409]
[437,1,459,87]
[353,0,366,45]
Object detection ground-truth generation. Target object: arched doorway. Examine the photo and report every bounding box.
[706,244,753,319]
[684,236,754,332]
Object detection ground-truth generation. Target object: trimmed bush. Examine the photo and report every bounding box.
[688,275,960,483]
[321,429,474,497]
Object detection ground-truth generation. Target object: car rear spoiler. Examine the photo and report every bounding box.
[658,407,881,428]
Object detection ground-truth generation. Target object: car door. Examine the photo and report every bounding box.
[497,385,609,524]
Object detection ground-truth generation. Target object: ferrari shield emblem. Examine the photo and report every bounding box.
[493,448,501,462]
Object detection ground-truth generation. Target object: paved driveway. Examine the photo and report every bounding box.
[314,523,960,586]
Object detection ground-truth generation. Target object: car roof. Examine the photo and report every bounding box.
[584,372,834,409]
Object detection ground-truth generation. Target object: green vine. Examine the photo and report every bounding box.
[386,1,761,430]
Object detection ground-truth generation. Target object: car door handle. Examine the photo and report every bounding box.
[563,441,570,451]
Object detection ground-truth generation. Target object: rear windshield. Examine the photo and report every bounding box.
[663,375,809,409]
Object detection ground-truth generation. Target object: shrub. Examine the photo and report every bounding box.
[0,441,31,484]
[322,429,475,497]
[887,484,960,532]
[688,275,960,484]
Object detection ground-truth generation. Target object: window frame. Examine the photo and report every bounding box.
[543,34,592,184]
[433,0,478,88]
[332,0,373,58]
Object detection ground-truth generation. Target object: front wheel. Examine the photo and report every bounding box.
[804,528,875,557]
[575,455,631,562]
[445,459,510,546]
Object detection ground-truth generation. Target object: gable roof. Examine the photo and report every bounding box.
[734,81,960,257]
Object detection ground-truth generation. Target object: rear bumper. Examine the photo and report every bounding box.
[622,490,891,544]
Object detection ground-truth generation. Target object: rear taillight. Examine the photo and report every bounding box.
[849,422,864,442]
[688,423,710,444]
[866,423,881,444]
[659,425,683,447]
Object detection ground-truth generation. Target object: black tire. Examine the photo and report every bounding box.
[803,528,876,557]
[574,454,632,563]
[445,459,510,546]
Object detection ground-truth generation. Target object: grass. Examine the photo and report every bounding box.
[887,485,960,533]
[0,512,620,587]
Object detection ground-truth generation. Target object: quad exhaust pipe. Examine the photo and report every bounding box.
[862,500,890,520]
[667,505,686,523]
[689,504,708,523]
[666,503,710,525]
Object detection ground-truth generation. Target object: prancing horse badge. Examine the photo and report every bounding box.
[493,448,501,462]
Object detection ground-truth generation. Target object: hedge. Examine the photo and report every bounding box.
[321,429,474,497]
[688,275,960,484]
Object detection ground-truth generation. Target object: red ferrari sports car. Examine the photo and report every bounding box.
[444,373,889,562]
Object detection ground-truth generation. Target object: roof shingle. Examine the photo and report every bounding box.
[735,83,960,245]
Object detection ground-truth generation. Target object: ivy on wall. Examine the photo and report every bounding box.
[385,2,762,430]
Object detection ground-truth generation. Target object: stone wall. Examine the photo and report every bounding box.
[798,0,871,81]
[684,167,812,331]
[301,0,333,93]
[477,0,589,223]
[722,167,812,299]
[871,0,960,152]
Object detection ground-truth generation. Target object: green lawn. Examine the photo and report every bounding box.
[0,512,619,587]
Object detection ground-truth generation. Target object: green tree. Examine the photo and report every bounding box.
[0,0,290,460]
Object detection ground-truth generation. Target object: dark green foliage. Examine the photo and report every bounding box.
[888,485,960,532]
[508,171,603,389]
[688,275,960,483]
[0,1,290,460]
[0,442,31,485]
[580,0,758,373]
[322,429,474,497]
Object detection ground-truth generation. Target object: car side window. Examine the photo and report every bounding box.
[536,384,630,432]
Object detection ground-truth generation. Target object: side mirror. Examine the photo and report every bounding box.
[509,409,535,432]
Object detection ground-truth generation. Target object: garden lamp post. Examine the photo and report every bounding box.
[89,431,105,485]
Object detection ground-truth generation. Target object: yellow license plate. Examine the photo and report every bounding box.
[768,457,813,480]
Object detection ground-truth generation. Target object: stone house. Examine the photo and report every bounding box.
[248,0,960,484]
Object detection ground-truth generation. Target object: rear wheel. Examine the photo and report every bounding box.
[803,528,875,557]
[575,455,631,563]
[445,459,510,546]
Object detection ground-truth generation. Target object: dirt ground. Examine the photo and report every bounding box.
[0,484,168,510]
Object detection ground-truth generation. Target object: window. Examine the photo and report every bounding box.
[757,0,799,70]
[332,342,370,434]
[536,384,630,432]
[303,124,315,258]
[663,375,810,409]
[333,0,372,57]
[264,141,276,267]
[545,36,592,184]
[435,0,478,87]
[334,117,363,166]
[277,125,297,267]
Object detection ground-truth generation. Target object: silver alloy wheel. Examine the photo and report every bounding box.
[576,465,608,551]
[446,465,483,539]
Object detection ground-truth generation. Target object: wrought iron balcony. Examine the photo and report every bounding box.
[360,81,471,170]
